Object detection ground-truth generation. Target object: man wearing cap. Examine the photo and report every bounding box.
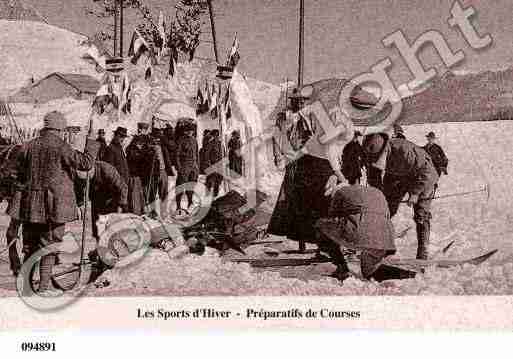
[423,131,448,178]
[315,184,408,282]
[96,129,107,160]
[8,110,100,294]
[103,127,129,183]
[362,132,438,260]
[341,131,365,185]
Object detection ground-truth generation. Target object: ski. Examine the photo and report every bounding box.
[383,249,498,271]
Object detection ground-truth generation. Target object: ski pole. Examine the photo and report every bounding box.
[78,110,95,284]
[401,184,489,203]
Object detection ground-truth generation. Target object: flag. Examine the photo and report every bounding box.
[0,101,8,116]
[223,86,232,120]
[209,84,218,117]
[120,73,131,114]
[130,31,148,65]
[158,11,167,48]
[227,34,240,68]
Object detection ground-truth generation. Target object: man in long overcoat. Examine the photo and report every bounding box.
[363,133,439,260]
[8,111,99,294]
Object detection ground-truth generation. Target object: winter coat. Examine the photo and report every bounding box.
[341,140,365,181]
[97,137,108,160]
[318,185,396,253]
[423,143,448,177]
[176,135,199,173]
[8,131,99,224]
[90,161,128,214]
[384,137,439,197]
[102,140,129,183]
[126,135,150,179]
[160,137,176,176]
[228,136,243,176]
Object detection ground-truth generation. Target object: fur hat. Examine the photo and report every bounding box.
[43,111,67,131]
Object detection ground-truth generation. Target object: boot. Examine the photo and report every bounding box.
[38,254,56,292]
[416,220,430,260]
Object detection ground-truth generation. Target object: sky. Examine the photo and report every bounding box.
[22,0,513,86]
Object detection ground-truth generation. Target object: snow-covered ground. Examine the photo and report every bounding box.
[0,20,512,296]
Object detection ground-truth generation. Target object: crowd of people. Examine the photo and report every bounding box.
[0,111,245,294]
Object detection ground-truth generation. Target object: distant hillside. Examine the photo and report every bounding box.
[398,69,513,124]
[0,0,44,21]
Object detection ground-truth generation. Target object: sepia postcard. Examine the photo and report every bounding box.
[0,0,512,338]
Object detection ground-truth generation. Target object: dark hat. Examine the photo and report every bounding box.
[151,127,162,136]
[211,129,220,137]
[363,133,386,154]
[426,131,436,139]
[43,111,67,131]
[98,129,105,135]
[113,126,128,137]
[137,122,149,130]
[393,123,404,133]
[354,130,363,137]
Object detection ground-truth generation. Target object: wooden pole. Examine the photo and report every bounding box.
[298,0,305,88]
[119,0,124,57]
[298,0,305,253]
[207,0,219,63]
[114,0,118,56]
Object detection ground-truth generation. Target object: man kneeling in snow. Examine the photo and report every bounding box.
[316,184,412,282]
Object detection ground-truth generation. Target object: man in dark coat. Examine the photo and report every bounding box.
[75,161,128,242]
[175,121,199,212]
[316,184,399,282]
[199,129,212,175]
[228,130,243,177]
[102,127,129,183]
[161,125,176,177]
[423,131,448,178]
[363,133,439,260]
[8,111,99,294]
[145,128,169,218]
[1,143,25,277]
[206,129,223,197]
[341,131,365,185]
[96,129,108,160]
[125,123,150,215]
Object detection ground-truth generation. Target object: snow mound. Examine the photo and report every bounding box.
[0,20,98,97]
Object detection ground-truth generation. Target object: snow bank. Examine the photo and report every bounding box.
[0,20,99,97]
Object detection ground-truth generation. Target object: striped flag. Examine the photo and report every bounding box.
[227,34,240,68]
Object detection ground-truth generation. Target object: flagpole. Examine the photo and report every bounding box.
[120,0,124,57]
[207,0,220,63]
[114,0,118,56]
[298,0,305,88]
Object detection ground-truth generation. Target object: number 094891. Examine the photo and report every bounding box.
[21,342,56,352]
